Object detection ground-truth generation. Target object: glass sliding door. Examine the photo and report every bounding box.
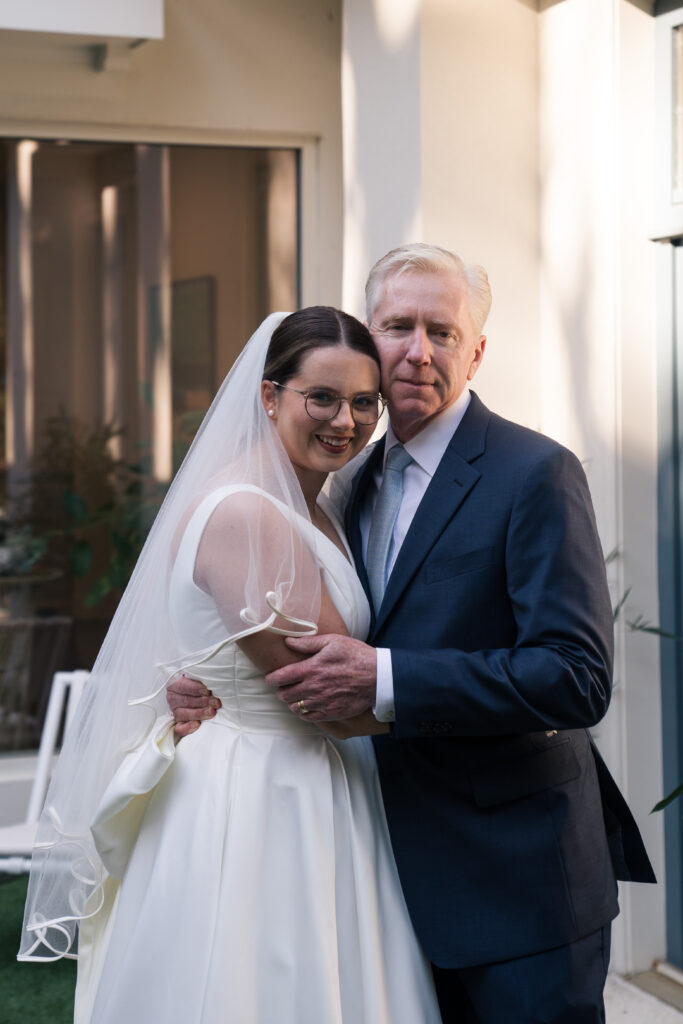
[0,139,299,750]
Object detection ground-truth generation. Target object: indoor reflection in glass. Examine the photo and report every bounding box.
[0,140,299,742]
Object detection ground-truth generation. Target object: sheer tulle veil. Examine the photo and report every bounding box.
[18,311,324,960]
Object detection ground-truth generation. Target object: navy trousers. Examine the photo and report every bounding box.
[431,924,611,1023]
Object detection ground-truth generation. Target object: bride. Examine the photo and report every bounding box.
[18,307,441,1023]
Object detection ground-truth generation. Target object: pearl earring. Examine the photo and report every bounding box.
[267,409,275,418]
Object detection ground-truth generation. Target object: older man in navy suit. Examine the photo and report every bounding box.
[171,244,654,1022]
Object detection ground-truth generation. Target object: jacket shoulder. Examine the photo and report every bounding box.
[483,407,582,473]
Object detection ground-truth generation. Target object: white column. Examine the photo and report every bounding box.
[341,0,422,317]
[101,184,124,461]
[5,140,38,504]
[265,150,298,311]
[135,144,173,483]
[539,0,664,973]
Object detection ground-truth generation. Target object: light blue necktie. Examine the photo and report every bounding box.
[366,444,412,612]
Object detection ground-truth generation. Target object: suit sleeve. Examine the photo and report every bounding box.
[390,447,614,738]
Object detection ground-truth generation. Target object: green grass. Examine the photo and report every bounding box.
[0,874,76,1023]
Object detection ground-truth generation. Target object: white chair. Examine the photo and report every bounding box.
[0,670,89,873]
[0,616,73,749]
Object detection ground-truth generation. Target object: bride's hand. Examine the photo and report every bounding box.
[166,675,222,738]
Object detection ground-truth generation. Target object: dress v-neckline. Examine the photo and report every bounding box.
[314,492,353,566]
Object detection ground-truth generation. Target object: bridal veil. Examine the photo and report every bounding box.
[18,312,323,960]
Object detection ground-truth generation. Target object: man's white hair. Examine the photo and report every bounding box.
[365,243,492,335]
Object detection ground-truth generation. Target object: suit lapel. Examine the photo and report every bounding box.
[345,438,385,610]
[372,393,490,636]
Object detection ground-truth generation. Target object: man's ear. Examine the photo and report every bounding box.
[467,336,486,380]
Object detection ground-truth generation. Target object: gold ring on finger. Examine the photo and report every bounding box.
[296,699,309,715]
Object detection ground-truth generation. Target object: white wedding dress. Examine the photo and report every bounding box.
[75,487,440,1024]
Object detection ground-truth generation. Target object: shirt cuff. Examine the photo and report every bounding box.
[374,648,396,722]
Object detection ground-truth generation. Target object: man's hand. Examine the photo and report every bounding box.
[166,675,222,739]
[265,634,377,721]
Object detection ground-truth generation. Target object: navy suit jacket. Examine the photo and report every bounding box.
[345,392,654,969]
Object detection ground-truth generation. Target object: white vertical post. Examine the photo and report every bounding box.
[101,184,124,461]
[540,0,665,972]
[5,140,38,504]
[341,0,422,317]
[135,145,173,483]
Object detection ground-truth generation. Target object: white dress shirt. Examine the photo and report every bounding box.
[361,390,472,722]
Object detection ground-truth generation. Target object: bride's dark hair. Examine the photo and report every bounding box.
[262,306,380,384]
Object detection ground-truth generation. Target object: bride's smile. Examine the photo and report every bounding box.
[261,344,381,501]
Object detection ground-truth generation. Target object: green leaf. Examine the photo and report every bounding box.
[63,490,88,523]
[612,587,631,622]
[604,547,621,566]
[84,576,112,607]
[109,556,131,588]
[31,535,49,558]
[111,533,135,560]
[651,782,683,812]
[67,539,93,577]
[626,616,681,640]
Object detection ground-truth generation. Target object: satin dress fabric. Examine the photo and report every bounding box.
[75,489,440,1024]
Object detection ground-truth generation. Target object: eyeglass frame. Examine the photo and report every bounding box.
[267,381,387,424]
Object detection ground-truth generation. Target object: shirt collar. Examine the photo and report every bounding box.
[384,389,472,477]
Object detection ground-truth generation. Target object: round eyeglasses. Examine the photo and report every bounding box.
[268,382,386,425]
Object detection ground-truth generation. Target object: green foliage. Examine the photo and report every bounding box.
[652,782,683,813]
[4,412,168,607]
[615,582,683,812]
[66,538,93,578]
[612,586,631,623]
[0,520,49,576]
[62,491,87,524]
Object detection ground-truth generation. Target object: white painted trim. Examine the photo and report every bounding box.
[0,118,320,149]
[0,0,163,40]
[298,140,321,306]
[656,960,683,988]
[655,9,683,237]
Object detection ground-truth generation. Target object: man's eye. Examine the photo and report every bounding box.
[308,391,338,406]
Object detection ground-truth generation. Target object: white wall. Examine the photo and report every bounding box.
[538,0,664,973]
[344,0,540,430]
[341,0,422,316]
[613,0,666,976]
[343,0,540,436]
[344,0,666,974]
[420,0,540,431]
[0,0,343,305]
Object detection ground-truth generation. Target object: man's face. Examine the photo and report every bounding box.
[368,269,486,442]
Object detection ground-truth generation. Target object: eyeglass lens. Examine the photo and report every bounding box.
[305,391,383,424]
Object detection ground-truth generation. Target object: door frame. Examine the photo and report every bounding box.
[656,237,683,969]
